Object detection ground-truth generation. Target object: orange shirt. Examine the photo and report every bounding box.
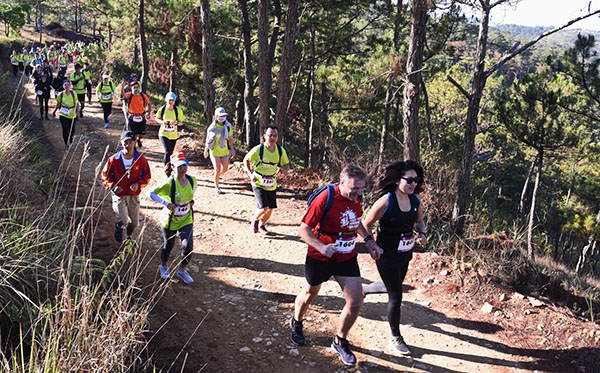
[124,92,150,115]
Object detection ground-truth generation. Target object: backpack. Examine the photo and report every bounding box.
[167,174,194,231]
[258,143,282,166]
[307,183,338,228]
[158,104,179,122]
[99,81,115,92]
[57,91,76,108]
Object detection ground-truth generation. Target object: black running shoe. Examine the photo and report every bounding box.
[331,336,356,365]
[114,222,123,242]
[290,317,305,346]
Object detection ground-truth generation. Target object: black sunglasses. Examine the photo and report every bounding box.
[401,176,421,184]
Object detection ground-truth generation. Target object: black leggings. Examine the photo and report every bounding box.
[39,95,50,117]
[376,250,413,336]
[161,224,193,266]
[59,116,76,145]
[159,136,177,164]
[101,102,113,123]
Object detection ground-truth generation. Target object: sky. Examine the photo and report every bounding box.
[489,0,600,31]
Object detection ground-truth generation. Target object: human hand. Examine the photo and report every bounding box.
[367,241,383,260]
[319,243,338,258]
[230,149,236,158]
[113,186,123,194]
[129,183,139,192]
[203,149,209,158]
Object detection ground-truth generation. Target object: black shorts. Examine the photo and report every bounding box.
[252,185,277,209]
[77,93,86,102]
[304,254,360,286]
[127,115,147,136]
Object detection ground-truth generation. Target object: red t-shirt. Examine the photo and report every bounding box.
[302,184,363,262]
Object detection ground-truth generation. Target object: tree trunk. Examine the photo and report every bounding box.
[451,1,492,236]
[274,0,300,141]
[200,0,215,125]
[257,0,272,134]
[519,154,537,225]
[402,0,427,164]
[138,0,149,92]
[306,22,316,168]
[378,0,404,167]
[169,45,177,92]
[527,149,543,261]
[239,0,258,147]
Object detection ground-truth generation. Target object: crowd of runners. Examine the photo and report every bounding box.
[16,42,429,367]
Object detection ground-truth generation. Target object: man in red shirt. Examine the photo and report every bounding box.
[101,131,152,244]
[290,165,382,366]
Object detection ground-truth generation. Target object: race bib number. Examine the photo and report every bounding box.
[174,203,190,217]
[397,236,415,252]
[163,123,175,132]
[260,175,275,188]
[335,237,357,254]
[102,94,112,100]
[132,115,144,123]
[59,106,72,116]
[36,90,43,95]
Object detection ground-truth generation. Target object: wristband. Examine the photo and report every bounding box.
[364,235,374,243]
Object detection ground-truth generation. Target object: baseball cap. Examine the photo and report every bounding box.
[165,92,177,101]
[102,73,109,79]
[170,152,189,167]
[120,131,136,143]
[62,79,71,85]
[214,107,227,117]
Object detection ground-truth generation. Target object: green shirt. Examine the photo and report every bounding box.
[57,91,77,119]
[157,105,185,140]
[153,175,197,230]
[244,143,289,191]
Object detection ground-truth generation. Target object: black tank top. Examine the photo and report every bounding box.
[376,192,420,253]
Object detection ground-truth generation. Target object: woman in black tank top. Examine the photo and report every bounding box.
[363,160,427,356]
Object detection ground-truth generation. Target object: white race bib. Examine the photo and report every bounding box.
[102,94,112,100]
[132,115,144,123]
[174,203,190,217]
[397,236,415,252]
[335,237,357,253]
[259,175,275,188]
[36,90,43,95]
[163,123,175,132]
[59,106,73,116]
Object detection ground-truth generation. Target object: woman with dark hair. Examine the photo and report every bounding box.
[363,160,427,356]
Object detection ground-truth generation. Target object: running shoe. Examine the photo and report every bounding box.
[290,317,305,346]
[331,336,357,366]
[114,222,123,242]
[177,269,194,284]
[216,188,224,195]
[390,335,411,355]
[159,265,170,279]
[258,224,270,235]
[137,139,143,148]
[104,122,109,128]
[252,220,259,234]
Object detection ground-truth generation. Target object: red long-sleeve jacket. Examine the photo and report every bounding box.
[101,150,151,196]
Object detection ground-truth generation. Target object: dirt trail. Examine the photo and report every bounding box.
[21,74,599,372]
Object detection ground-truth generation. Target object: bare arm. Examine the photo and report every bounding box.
[298,222,338,258]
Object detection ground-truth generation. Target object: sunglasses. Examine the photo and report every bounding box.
[401,176,421,184]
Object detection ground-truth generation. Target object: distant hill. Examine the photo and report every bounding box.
[494,24,600,49]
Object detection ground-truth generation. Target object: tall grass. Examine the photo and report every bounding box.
[0,76,165,372]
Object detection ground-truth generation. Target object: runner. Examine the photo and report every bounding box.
[10,50,18,77]
[52,80,80,146]
[204,107,236,194]
[121,79,152,147]
[96,73,116,128]
[101,131,152,245]
[149,152,197,284]
[82,62,93,104]
[362,160,427,356]
[69,63,87,117]
[34,68,52,120]
[290,165,382,366]
[156,92,185,176]
[243,126,290,234]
